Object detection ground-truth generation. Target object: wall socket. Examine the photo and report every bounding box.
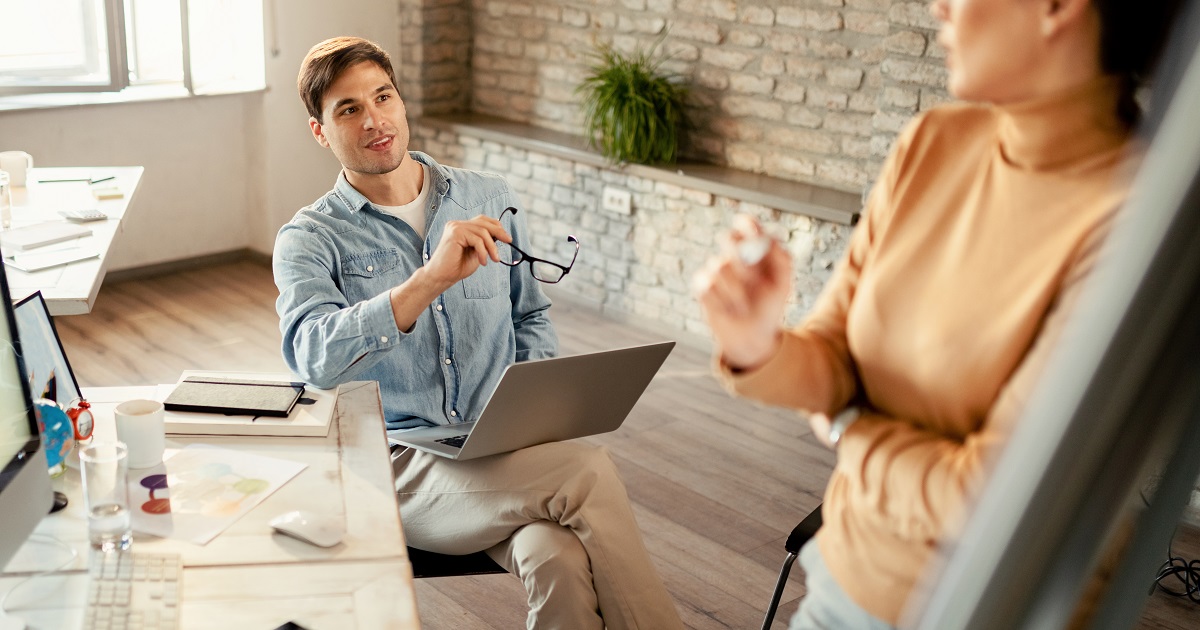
[601,186,632,215]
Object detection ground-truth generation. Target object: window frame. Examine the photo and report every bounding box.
[0,0,130,96]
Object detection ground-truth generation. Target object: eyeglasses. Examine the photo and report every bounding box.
[497,207,579,284]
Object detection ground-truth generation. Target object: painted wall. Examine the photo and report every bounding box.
[0,0,400,271]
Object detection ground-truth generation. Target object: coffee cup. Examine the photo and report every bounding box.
[114,399,166,469]
[0,151,33,187]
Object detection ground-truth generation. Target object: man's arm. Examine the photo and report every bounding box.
[274,215,511,388]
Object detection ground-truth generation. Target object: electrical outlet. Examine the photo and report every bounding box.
[601,186,632,215]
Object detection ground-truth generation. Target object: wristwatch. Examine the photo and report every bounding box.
[828,406,861,449]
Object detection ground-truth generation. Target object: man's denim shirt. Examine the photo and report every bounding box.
[273,152,558,434]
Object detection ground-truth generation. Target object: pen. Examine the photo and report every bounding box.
[37,176,116,184]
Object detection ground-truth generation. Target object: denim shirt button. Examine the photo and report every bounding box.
[380,336,389,343]
[444,358,452,365]
[423,253,430,260]
[450,410,457,417]
[367,265,374,272]
[436,304,443,311]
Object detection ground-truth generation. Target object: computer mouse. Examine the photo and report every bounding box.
[268,510,345,548]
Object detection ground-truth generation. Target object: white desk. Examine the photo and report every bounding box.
[3,166,144,315]
[0,381,420,629]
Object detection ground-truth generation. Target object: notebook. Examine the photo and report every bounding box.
[151,371,339,437]
[0,222,91,252]
[391,341,674,460]
[4,247,99,272]
[164,376,305,417]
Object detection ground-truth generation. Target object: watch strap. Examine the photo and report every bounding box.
[828,406,861,449]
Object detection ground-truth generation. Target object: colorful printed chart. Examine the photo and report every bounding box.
[129,444,306,545]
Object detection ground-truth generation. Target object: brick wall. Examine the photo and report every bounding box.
[398,0,472,117]
[401,0,947,195]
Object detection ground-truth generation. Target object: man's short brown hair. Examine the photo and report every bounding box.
[298,37,398,123]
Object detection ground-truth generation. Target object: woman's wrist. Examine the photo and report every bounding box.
[723,330,782,373]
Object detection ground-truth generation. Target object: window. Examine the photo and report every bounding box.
[0,0,264,98]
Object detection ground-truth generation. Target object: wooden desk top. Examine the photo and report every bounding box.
[0,381,419,629]
[4,166,144,315]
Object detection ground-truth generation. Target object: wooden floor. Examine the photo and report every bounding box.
[51,259,1199,629]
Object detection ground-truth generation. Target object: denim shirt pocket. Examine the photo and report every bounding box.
[340,249,404,304]
[460,260,506,299]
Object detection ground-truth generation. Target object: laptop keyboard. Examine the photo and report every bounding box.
[435,434,468,448]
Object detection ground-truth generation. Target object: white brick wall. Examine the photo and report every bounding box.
[401,1,948,194]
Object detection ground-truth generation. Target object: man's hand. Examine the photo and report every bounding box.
[422,215,510,291]
[388,215,511,333]
[692,214,792,371]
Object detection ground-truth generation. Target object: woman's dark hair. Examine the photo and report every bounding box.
[1093,0,1187,125]
[298,37,398,123]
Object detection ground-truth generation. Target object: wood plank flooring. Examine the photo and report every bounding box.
[49,259,1198,629]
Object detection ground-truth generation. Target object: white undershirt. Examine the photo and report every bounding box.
[374,163,431,239]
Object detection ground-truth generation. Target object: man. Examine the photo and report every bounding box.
[273,36,683,630]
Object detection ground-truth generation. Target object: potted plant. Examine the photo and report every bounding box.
[577,38,688,165]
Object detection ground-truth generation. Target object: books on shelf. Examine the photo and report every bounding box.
[159,371,339,437]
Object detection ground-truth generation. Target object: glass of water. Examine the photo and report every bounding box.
[79,441,133,552]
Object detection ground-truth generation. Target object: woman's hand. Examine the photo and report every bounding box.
[692,214,793,370]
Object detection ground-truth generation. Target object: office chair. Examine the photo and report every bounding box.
[762,503,823,629]
[407,546,507,578]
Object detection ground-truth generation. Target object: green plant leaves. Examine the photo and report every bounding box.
[577,41,687,165]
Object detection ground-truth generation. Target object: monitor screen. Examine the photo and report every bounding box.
[0,269,54,570]
[0,290,35,476]
[13,292,82,407]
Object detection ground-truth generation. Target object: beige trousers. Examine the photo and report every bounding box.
[393,441,684,630]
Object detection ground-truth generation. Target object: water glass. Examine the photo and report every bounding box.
[79,441,133,552]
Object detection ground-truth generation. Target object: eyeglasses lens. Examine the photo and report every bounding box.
[531,262,565,283]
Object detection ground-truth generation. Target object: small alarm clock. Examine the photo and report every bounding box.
[66,398,96,443]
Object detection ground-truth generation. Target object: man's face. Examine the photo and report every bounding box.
[310,61,409,176]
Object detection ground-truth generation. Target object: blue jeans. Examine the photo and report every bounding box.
[790,540,899,630]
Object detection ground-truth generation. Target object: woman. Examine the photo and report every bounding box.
[693,0,1182,627]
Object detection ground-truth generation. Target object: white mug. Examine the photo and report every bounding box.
[0,151,33,187]
[114,399,166,469]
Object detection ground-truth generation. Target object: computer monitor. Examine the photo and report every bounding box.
[0,269,54,570]
[13,291,83,407]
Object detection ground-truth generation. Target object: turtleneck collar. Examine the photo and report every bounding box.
[994,76,1130,171]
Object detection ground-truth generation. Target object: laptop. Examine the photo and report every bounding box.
[391,341,675,460]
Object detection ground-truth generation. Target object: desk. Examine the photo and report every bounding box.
[3,166,144,315]
[0,381,420,629]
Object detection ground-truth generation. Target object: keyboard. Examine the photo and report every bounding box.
[435,434,468,448]
[84,549,183,630]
